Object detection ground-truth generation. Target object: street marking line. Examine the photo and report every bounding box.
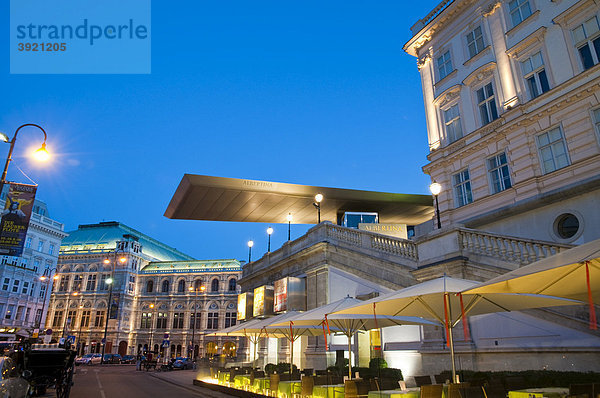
[95,370,105,398]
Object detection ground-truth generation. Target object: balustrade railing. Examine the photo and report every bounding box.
[458,228,572,265]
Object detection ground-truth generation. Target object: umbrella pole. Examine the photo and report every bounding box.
[290,338,293,376]
[347,334,353,380]
[449,325,456,382]
[254,337,258,370]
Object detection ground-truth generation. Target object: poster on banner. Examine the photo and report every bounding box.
[109,293,120,319]
[0,183,37,256]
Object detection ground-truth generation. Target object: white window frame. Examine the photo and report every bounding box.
[508,0,533,28]
[536,126,571,174]
[436,50,454,81]
[520,51,550,100]
[466,25,485,59]
[487,152,512,194]
[592,107,600,143]
[571,15,600,71]
[441,102,463,144]
[475,81,499,126]
[453,169,473,207]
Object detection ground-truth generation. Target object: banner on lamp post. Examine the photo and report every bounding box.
[0,183,37,256]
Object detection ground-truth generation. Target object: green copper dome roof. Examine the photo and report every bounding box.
[60,221,194,262]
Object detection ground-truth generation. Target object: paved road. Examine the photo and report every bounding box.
[68,365,224,398]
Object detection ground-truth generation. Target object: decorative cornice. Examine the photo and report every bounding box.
[462,61,497,86]
[482,1,501,17]
[434,84,462,107]
[506,26,547,59]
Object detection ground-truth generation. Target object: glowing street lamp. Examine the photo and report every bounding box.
[313,194,323,223]
[287,213,293,241]
[267,227,273,252]
[0,124,50,195]
[429,181,442,229]
[247,240,254,263]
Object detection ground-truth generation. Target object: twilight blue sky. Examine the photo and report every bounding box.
[1,1,440,262]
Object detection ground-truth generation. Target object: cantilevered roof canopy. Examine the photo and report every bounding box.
[165,174,433,225]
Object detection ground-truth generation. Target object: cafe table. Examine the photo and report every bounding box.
[252,377,270,394]
[312,384,346,398]
[367,388,420,398]
[278,380,302,397]
[233,375,252,389]
[508,387,569,398]
[217,371,230,384]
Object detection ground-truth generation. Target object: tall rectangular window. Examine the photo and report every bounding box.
[25,237,32,249]
[190,313,201,329]
[225,312,237,328]
[128,276,136,293]
[49,244,55,255]
[453,170,473,207]
[58,275,70,292]
[25,307,31,322]
[16,306,24,321]
[509,0,532,27]
[207,312,219,329]
[22,281,29,294]
[521,52,550,99]
[67,310,77,328]
[157,312,167,329]
[100,274,109,291]
[436,50,453,80]
[466,26,485,58]
[572,16,600,70]
[94,311,105,327]
[537,127,570,174]
[52,310,63,327]
[37,240,44,252]
[39,284,46,299]
[488,153,512,194]
[35,309,43,325]
[593,108,600,141]
[172,312,184,329]
[86,275,97,291]
[140,312,152,329]
[80,310,90,328]
[2,278,9,291]
[73,275,83,291]
[12,280,20,293]
[443,104,463,143]
[476,83,498,125]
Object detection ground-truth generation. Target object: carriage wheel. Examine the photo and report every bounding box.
[56,365,74,398]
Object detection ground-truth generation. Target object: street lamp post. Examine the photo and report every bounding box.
[189,284,206,361]
[429,182,442,229]
[101,251,127,364]
[77,304,84,355]
[313,194,323,224]
[38,270,59,331]
[0,123,50,194]
[266,227,273,252]
[287,213,292,241]
[148,303,156,353]
[247,240,253,263]
[62,291,79,338]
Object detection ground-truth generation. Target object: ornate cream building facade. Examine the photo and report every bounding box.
[47,221,242,358]
[404,0,600,245]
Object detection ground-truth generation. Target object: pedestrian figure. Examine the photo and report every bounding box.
[136,350,142,371]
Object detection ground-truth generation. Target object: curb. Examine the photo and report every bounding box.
[146,372,232,398]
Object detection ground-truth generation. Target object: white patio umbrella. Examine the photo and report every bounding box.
[212,318,268,367]
[332,276,580,382]
[271,296,436,379]
[463,239,599,329]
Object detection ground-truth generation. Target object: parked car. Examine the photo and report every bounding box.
[121,355,136,364]
[0,357,29,398]
[102,354,122,364]
[172,357,193,370]
[75,353,102,366]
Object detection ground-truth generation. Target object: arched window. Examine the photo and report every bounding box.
[211,278,219,292]
[161,280,169,293]
[194,280,203,290]
[228,278,236,292]
[146,280,153,293]
[177,280,185,293]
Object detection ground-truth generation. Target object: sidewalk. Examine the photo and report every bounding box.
[146,368,235,398]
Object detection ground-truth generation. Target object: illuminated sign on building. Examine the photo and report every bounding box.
[358,223,407,239]
[273,277,306,313]
[237,292,253,321]
[252,285,274,317]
